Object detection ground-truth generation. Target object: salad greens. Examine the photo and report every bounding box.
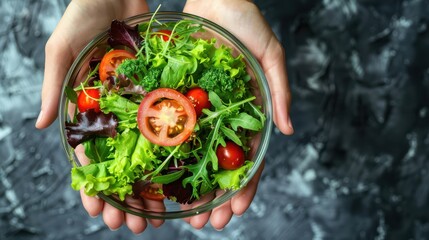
[65,16,266,203]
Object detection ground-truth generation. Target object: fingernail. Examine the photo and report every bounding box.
[35,110,43,126]
[109,227,120,231]
[215,227,224,232]
[287,116,293,130]
[236,214,243,218]
[89,214,98,218]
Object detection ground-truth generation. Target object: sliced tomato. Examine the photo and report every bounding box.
[156,29,173,42]
[77,88,100,112]
[185,87,211,117]
[134,181,165,201]
[99,49,135,81]
[137,88,197,147]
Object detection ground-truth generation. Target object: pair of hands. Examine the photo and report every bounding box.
[36,0,293,234]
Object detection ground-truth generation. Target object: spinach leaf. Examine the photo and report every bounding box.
[83,137,111,163]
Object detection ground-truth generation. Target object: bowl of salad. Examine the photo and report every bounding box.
[59,12,273,219]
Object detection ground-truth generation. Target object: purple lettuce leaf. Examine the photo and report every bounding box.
[103,74,147,96]
[65,110,118,148]
[162,172,196,204]
[108,20,142,52]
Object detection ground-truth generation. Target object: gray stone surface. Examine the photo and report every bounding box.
[2,0,429,239]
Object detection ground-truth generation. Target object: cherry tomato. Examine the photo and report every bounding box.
[99,49,135,81]
[77,88,100,113]
[216,141,246,170]
[133,181,165,201]
[156,29,173,42]
[137,88,197,147]
[185,87,211,117]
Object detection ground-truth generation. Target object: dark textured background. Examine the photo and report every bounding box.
[1,0,429,239]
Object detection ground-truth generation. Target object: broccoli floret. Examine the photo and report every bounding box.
[141,67,161,92]
[116,58,160,92]
[198,68,247,101]
[115,58,146,83]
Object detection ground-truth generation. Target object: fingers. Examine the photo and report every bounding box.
[141,199,165,228]
[209,190,233,230]
[262,39,294,135]
[182,161,264,230]
[183,193,215,229]
[231,161,265,215]
[103,202,125,230]
[124,212,147,234]
[80,189,104,217]
[124,197,148,234]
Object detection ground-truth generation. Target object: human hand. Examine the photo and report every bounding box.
[35,0,163,234]
[182,0,293,230]
[36,0,293,234]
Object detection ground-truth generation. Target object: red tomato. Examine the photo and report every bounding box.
[216,141,246,170]
[134,181,165,201]
[137,88,197,146]
[99,49,135,81]
[185,87,211,117]
[156,29,173,42]
[77,89,100,112]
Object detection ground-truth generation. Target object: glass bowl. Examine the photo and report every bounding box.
[58,12,272,219]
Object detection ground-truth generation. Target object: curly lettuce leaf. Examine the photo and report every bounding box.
[99,94,139,129]
[130,134,161,171]
[71,160,133,201]
[212,161,254,190]
[106,129,139,184]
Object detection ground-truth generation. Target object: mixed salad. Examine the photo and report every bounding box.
[64,15,266,204]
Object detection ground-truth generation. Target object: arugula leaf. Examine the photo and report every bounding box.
[143,144,181,180]
[207,91,224,109]
[183,115,224,198]
[65,86,78,104]
[199,92,256,126]
[151,169,185,184]
[226,112,263,131]
[247,102,266,125]
[220,126,242,146]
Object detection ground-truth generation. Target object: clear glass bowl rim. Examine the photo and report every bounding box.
[58,11,273,219]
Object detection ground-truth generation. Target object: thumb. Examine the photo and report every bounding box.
[35,33,73,129]
[261,38,294,135]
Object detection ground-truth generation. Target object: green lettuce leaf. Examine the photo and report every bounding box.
[212,161,254,190]
[99,94,139,129]
[71,160,133,201]
[83,137,111,163]
[130,134,160,171]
